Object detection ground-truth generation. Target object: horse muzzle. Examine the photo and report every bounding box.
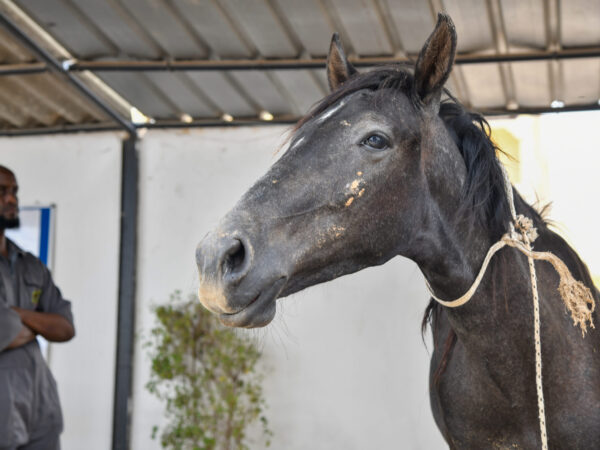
[195,229,286,327]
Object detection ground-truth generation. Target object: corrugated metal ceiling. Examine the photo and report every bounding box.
[0,0,599,134]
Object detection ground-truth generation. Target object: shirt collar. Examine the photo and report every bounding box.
[6,238,25,260]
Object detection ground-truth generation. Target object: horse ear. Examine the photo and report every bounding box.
[326,33,357,91]
[414,14,457,105]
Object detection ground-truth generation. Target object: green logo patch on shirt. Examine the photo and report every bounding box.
[31,288,42,306]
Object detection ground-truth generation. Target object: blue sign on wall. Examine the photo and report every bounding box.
[5,205,54,268]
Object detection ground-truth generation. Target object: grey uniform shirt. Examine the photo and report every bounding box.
[0,239,74,447]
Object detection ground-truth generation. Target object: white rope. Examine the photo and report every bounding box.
[503,163,548,448]
[524,231,548,449]
[425,239,507,308]
[503,164,548,447]
[426,168,568,450]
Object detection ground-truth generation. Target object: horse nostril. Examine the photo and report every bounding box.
[222,238,249,280]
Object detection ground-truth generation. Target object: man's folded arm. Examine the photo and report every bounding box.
[0,303,25,351]
[12,306,74,342]
[6,323,36,349]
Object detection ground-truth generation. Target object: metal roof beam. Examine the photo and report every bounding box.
[2,99,598,136]
[0,10,137,136]
[127,101,600,121]
[0,62,46,75]
[544,0,563,104]
[487,0,518,111]
[0,121,122,136]
[3,46,600,76]
[68,48,600,71]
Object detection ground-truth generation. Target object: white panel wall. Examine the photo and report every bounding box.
[489,112,600,279]
[0,132,123,450]
[539,111,600,278]
[131,127,445,449]
[3,114,595,450]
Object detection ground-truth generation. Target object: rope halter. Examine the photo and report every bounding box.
[425,166,596,450]
[426,170,595,334]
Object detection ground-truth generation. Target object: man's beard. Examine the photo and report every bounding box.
[0,216,19,229]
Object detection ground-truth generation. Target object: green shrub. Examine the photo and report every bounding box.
[146,291,272,450]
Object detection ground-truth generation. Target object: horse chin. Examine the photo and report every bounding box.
[218,277,287,328]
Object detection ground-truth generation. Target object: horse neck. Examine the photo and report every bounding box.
[413,196,498,304]
[429,191,598,350]
[417,192,542,342]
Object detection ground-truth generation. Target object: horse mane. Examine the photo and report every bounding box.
[438,100,514,238]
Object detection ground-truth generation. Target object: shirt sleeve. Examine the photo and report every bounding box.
[40,269,74,327]
[24,255,74,327]
[0,302,23,351]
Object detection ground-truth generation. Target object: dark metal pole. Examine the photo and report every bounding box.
[0,122,123,136]
[66,47,600,72]
[5,46,600,76]
[0,13,137,137]
[1,101,598,137]
[479,103,600,116]
[0,62,47,75]
[112,136,138,450]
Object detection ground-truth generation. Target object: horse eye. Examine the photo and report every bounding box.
[361,133,390,151]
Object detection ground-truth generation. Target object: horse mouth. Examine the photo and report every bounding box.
[219,277,287,328]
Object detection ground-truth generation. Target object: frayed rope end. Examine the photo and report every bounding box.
[558,277,595,337]
[530,248,596,338]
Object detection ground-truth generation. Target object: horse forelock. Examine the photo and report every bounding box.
[293,65,416,133]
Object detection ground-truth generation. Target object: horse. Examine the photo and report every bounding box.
[195,14,600,449]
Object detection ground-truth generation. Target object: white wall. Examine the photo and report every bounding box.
[3,113,595,450]
[131,127,445,449]
[490,111,600,279]
[539,111,600,279]
[0,132,123,450]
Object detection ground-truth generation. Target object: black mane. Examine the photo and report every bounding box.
[438,100,512,239]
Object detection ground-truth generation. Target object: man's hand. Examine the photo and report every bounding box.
[11,307,75,342]
[6,323,36,349]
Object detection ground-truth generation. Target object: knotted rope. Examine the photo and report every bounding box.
[426,168,595,450]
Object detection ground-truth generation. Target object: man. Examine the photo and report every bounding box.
[0,165,75,450]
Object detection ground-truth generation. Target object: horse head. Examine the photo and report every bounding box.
[196,15,488,327]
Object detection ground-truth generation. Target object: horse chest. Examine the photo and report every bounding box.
[430,336,600,448]
[431,348,539,448]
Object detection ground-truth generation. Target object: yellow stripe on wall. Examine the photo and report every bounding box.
[492,128,521,183]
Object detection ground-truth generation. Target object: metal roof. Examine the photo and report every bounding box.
[0,0,599,135]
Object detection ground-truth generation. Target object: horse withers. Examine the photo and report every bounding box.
[195,14,600,448]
